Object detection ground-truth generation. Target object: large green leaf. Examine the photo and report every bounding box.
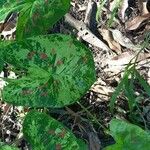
[23,111,87,150]
[105,119,150,150]
[16,0,70,40]
[2,34,96,107]
[0,0,70,40]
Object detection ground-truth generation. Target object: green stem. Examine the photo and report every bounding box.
[77,101,109,132]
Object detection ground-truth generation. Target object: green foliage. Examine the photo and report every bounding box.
[0,0,96,149]
[109,65,150,113]
[2,34,96,107]
[0,142,19,150]
[0,0,20,22]
[23,111,87,150]
[96,0,107,22]
[134,70,150,97]
[1,0,149,149]
[105,119,150,150]
[107,0,122,27]
[0,0,70,40]
[109,66,132,113]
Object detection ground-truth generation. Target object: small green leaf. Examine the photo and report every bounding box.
[23,111,87,150]
[2,34,96,107]
[105,119,150,150]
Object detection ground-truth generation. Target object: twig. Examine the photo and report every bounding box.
[64,13,110,51]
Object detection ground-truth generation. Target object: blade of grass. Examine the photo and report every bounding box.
[109,65,133,113]
[96,0,107,22]
[123,71,136,111]
[134,70,150,97]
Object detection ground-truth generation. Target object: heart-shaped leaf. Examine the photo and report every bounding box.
[2,34,96,107]
[23,111,88,150]
[0,0,70,40]
[104,119,150,150]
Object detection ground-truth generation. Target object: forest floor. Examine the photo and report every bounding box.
[0,0,150,150]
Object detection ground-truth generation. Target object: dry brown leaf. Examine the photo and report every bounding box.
[126,13,150,30]
[110,29,140,51]
[99,27,122,54]
[108,51,150,66]
[142,2,149,15]
[105,52,150,73]
[119,0,129,22]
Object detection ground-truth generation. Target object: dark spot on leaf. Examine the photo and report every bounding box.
[38,82,48,89]
[56,59,63,66]
[56,144,62,150]
[40,92,48,97]
[22,90,33,95]
[58,129,66,138]
[48,130,55,135]
[27,51,36,60]
[40,52,48,59]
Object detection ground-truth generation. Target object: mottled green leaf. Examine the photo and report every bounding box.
[16,0,70,40]
[105,119,150,150]
[0,142,19,150]
[2,34,96,107]
[0,0,70,40]
[23,111,87,150]
[0,59,4,72]
[0,41,14,72]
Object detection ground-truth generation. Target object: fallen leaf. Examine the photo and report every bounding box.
[110,29,140,50]
[142,2,149,15]
[108,51,150,66]
[99,27,122,54]
[119,0,129,22]
[126,13,150,30]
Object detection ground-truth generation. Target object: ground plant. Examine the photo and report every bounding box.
[0,0,150,150]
